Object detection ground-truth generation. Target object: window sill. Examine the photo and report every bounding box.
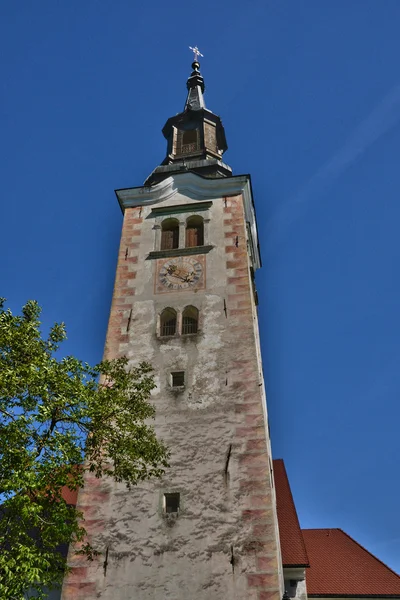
[147,245,213,260]
[158,333,199,341]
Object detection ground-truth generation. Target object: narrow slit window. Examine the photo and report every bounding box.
[164,492,180,514]
[161,218,179,250]
[185,216,204,248]
[171,371,185,387]
[160,308,177,337]
[182,306,199,335]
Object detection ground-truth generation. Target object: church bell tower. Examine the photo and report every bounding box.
[62,55,284,600]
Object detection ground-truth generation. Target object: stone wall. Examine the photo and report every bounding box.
[61,186,282,600]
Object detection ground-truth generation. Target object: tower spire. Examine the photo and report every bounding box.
[144,49,232,185]
[185,60,206,111]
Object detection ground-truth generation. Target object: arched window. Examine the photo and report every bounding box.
[160,308,177,337]
[161,218,179,250]
[185,216,204,248]
[182,306,199,335]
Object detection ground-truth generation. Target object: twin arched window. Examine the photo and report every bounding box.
[160,306,199,337]
[160,216,204,251]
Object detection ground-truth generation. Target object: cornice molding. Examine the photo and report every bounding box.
[115,173,249,208]
[146,245,214,260]
[149,201,212,217]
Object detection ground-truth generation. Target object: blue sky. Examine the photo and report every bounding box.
[2,0,400,573]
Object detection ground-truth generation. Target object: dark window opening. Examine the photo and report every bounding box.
[164,492,180,514]
[181,129,198,154]
[182,306,199,334]
[161,218,179,250]
[171,371,185,387]
[160,308,177,337]
[185,216,204,248]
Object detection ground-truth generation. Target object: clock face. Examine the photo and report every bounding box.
[155,256,205,293]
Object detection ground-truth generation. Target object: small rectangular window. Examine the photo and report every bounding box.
[164,492,180,514]
[171,371,185,387]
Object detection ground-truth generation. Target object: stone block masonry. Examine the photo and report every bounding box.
[103,207,143,358]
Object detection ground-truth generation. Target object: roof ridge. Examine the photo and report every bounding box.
[337,528,400,580]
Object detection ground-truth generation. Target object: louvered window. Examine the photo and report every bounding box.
[181,129,199,154]
[185,216,204,248]
[161,219,179,250]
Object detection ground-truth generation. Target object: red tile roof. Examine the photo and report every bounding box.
[61,485,78,505]
[273,459,309,567]
[303,528,400,597]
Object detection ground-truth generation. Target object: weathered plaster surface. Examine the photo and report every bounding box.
[62,177,283,600]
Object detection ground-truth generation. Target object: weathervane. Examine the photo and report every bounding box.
[189,45,203,62]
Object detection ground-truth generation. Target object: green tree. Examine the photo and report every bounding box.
[0,299,169,599]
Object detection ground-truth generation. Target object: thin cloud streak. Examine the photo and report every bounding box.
[266,84,400,251]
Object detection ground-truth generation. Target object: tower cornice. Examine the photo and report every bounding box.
[115,172,261,269]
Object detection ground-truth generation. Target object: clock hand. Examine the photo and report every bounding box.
[177,270,195,282]
[175,272,194,282]
[166,265,195,282]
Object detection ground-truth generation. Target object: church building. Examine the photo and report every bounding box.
[61,55,400,600]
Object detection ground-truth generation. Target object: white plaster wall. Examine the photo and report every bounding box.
[82,191,278,599]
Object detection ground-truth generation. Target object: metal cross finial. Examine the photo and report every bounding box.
[189,46,203,62]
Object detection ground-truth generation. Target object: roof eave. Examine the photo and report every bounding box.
[308,595,400,598]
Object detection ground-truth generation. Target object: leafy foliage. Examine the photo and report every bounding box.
[0,299,169,599]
